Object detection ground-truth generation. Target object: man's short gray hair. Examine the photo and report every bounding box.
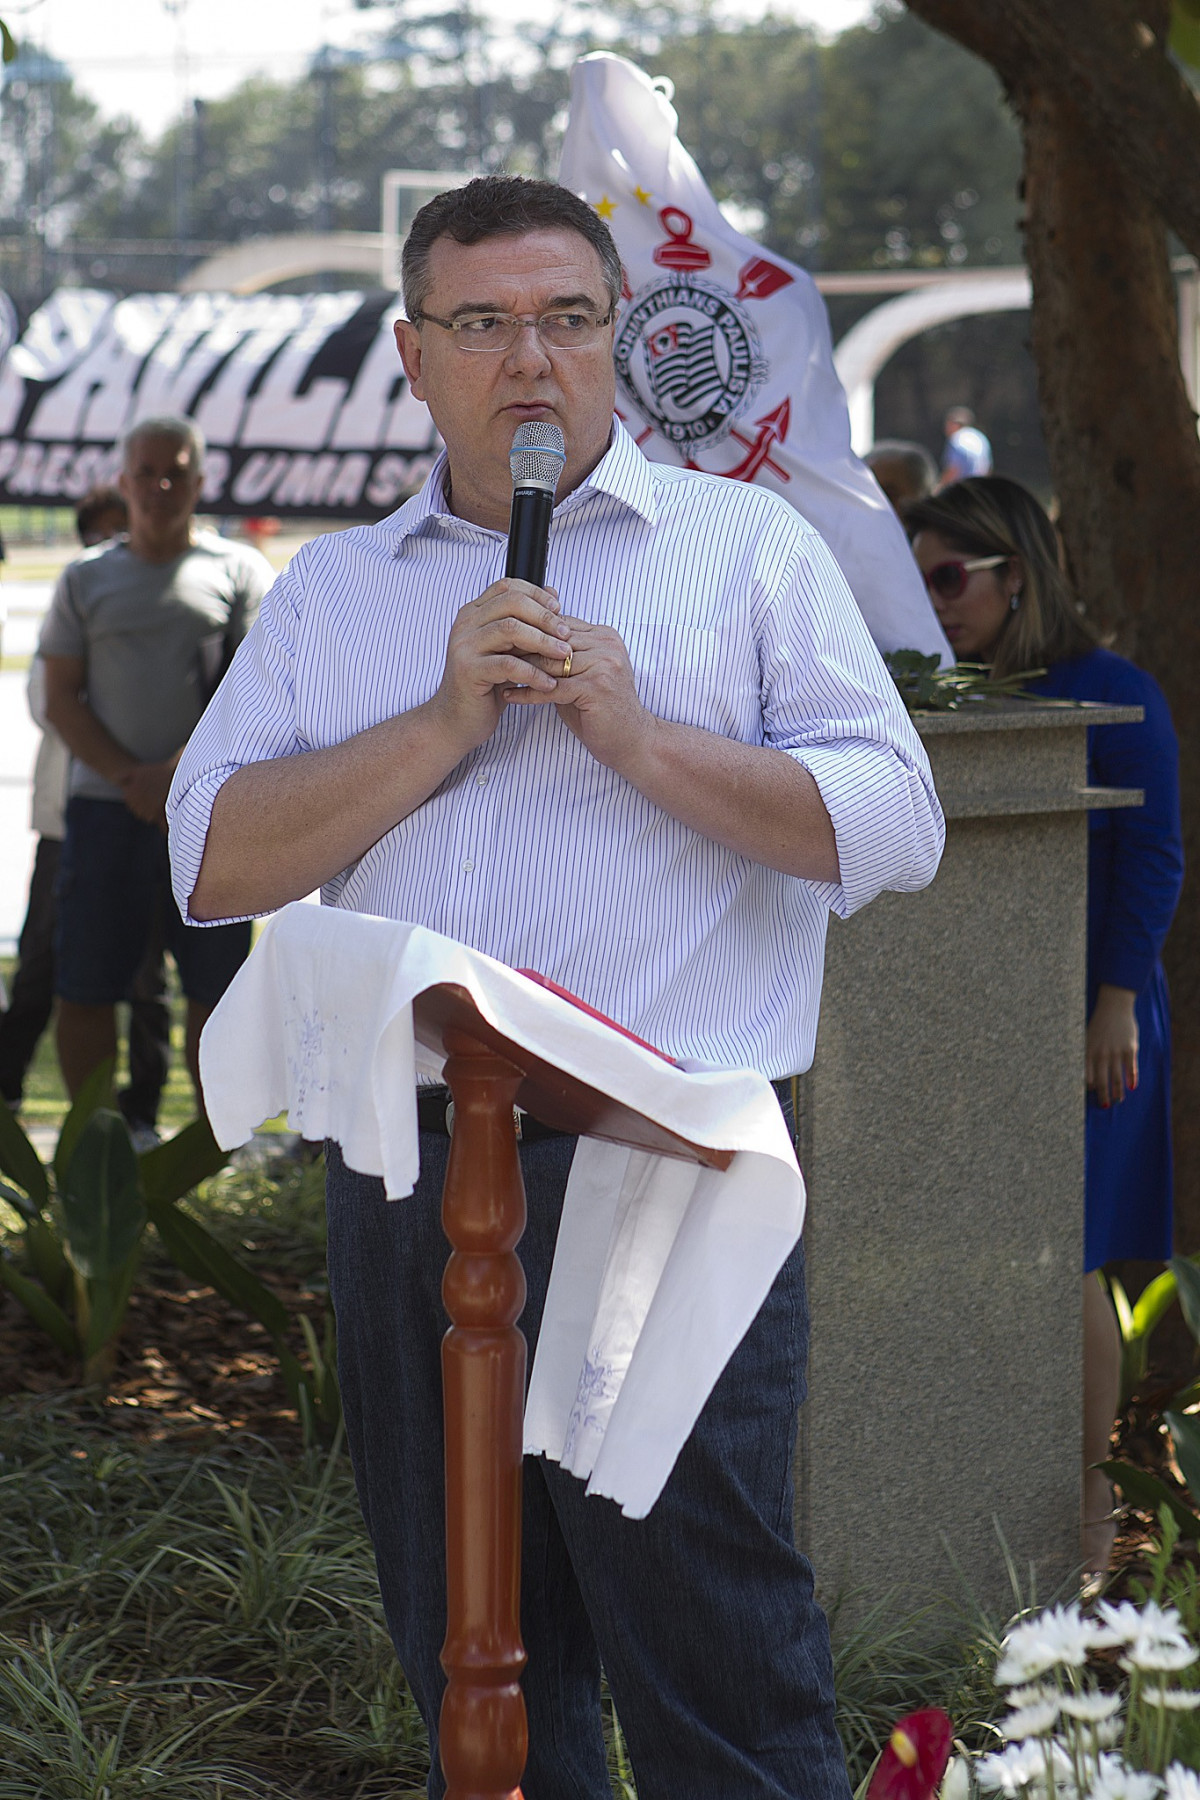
[121,414,206,469]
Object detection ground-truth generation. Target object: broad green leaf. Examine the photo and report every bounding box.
[148,1197,292,1341]
[0,21,15,64]
[1108,1273,1135,1339]
[1166,1410,1200,1504]
[139,1116,229,1208]
[1171,6,1200,67]
[0,1178,38,1221]
[1131,1267,1179,1336]
[0,1101,48,1211]
[1170,1256,1200,1345]
[0,1255,76,1354]
[1173,1377,1200,1412]
[77,1253,141,1362]
[54,1059,115,1191]
[60,1110,146,1280]
[1100,1459,1200,1538]
[26,1213,69,1302]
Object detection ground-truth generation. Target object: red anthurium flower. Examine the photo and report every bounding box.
[866,1709,954,1800]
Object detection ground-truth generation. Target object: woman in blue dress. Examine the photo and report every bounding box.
[904,476,1184,1576]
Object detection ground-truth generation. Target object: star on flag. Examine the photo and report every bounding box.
[594,195,617,219]
[633,185,652,205]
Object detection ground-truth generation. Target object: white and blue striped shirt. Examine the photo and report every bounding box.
[168,421,943,1076]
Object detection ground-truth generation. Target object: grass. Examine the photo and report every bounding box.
[0,1407,429,1798]
[0,1391,1010,1799]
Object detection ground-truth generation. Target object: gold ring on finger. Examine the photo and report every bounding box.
[562,650,573,678]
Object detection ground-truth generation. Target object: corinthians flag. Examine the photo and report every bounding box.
[559,52,952,661]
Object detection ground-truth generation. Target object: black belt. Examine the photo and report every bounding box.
[417,1077,797,1144]
[416,1086,573,1143]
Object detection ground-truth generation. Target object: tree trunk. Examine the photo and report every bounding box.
[1018,82,1200,1248]
[905,0,1200,1249]
[904,0,1200,261]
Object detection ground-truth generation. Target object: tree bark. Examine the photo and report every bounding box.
[904,0,1200,1249]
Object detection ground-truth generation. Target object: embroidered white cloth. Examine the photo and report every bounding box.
[199,902,806,1517]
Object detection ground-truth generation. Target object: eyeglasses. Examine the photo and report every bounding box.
[412,306,615,353]
[922,554,1009,600]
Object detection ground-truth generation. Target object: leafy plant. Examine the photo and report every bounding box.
[0,1071,340,1438]
[1109,1263,1184,1408]
[0,1412,428,1795]
[884,652,1046,713]
[1103,1257,1200,1537]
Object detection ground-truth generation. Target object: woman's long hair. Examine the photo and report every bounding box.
[904,476,1101,679]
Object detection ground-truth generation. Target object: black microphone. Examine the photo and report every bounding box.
[505,421,566,588]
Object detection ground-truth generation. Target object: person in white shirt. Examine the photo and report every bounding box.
[169,176,944,1800]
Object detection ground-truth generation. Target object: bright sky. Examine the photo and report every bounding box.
[10,0,875,138]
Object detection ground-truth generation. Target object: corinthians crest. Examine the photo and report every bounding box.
[614,275,768,450]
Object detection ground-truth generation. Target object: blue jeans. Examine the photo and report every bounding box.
[326,1123,850,1800]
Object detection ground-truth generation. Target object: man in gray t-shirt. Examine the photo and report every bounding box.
[39,414,273,1109]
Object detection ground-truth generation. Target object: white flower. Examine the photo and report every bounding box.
[1085,1754,1162,1800]
[1004,1701,1060,1739]
[940,1756,971,1800]
[1096,1717,1123,1749]
[997,1605,1102,1684]
[1009,1681,1062,1709]
[1141,1684,1200,1710]
[1164,1769,1200,1800]
[1122,1642,1198,1675]
[1059,1691,1123,1723]
[978,1739,1074,1796]
[977,1743,1044,1793]
[1095,1602,1149,1647]
[1095,1601,1197,1675]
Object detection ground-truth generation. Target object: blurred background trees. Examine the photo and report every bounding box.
[0,4,1024,289]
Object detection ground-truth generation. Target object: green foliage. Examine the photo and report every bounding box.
[884,652,1045,712]
[646,6,1023,270]
[0,1412,428,1795]
[1172,0,1200,71]
[1109,1264,1180,1405]
[59,1112,145,1280]
[1104,1256,1200,1533]
[0,21,15,65]
[0,1076,338,1434]
[28,2,1024,292]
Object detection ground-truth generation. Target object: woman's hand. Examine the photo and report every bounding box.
[1086,984,1139,1108]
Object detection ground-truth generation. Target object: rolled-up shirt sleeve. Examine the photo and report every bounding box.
[167,563,304,923]
[755,523,945,917]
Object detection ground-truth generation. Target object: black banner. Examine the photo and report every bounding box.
[0,288,441,518]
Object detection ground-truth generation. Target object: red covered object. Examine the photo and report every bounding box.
[866,1709,954,1800]
[515,970,679,1065]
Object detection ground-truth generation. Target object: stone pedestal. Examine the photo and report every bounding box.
[795,700,1140,1626]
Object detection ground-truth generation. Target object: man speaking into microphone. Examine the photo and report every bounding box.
[168,176,942,1800]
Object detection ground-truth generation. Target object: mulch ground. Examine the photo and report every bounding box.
[0,1256,325,1451]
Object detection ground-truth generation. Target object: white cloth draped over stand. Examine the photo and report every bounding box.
[199,903,807,1517]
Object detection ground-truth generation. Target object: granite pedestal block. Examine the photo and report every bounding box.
[795,700,1140,1627]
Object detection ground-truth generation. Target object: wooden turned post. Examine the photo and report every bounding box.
[439,1028,529,1800]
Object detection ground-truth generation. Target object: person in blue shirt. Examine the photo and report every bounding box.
[906,475,1184,1578]
[939,406,993,486]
